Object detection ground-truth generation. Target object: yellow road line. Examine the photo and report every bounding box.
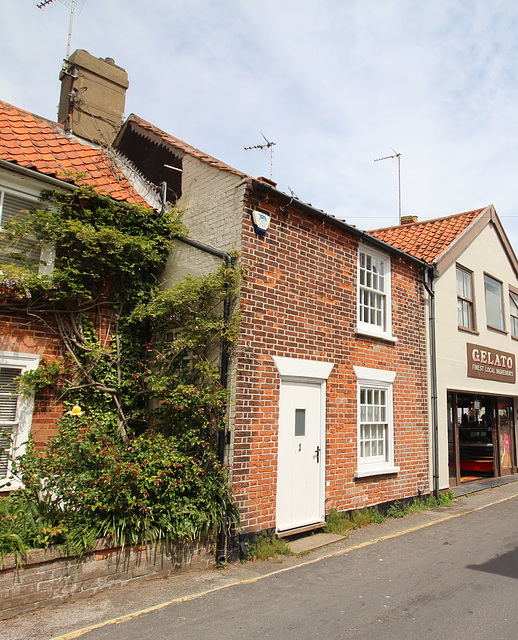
[50,490,518,640]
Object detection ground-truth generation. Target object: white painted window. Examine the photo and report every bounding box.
[0,190,54,275]
[354,366,399,478]
[357,246,394,341]
[0,351,40,490]
[484,273,504,331]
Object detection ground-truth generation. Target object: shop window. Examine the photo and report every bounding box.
[484,273,504,331]
[0,190,54,275]
[357,246,393,341]
[354,366,399,478]
[0,351,40,490]
[456,265,474,330]
[510,291,518,338]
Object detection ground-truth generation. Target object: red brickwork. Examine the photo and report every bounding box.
[0,304,118,451]
[0,311,63,450]
[232,187,429,532]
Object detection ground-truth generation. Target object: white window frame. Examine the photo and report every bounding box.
[456,264,475,330]
[0,188,55,276]
[0,351,40,490]
[484,273,505,331]
[354,366,399,478]
[356,245,395,342]
[510,290,518,339]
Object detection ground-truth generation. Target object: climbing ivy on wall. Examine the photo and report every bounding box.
[0,185,240,557]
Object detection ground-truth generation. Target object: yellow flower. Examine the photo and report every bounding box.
[67,405,83,416]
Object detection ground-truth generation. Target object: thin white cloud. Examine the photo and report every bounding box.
[3,0,518,247]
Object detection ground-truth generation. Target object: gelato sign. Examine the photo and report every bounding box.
[467,343,516,383]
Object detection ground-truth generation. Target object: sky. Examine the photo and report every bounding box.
[3,1,518,248]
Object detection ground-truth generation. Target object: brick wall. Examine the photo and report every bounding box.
[231,185,429,532]
[0,311,63,450]
[0,538,213,620]
[0,303,120,451]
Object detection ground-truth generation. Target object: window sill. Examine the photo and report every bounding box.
[0,477,23,492]
[354,465,400,479]
[486,325,508,335]
[354,327,398,344]
[458,326,479,335]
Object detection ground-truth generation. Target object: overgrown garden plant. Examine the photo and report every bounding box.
[0,185,240,558]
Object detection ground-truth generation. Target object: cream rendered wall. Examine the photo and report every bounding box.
[434,222,518,488]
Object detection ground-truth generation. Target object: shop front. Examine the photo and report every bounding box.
[447,343,517,486]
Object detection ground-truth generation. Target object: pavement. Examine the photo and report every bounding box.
[2,475,518,640]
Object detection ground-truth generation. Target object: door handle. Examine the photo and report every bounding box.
[315,446,321,463]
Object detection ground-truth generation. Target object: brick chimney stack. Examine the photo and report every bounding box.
[58,49,129,145]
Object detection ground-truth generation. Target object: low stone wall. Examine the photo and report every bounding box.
[0,537,213,620]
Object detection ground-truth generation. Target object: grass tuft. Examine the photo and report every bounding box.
[325,506,384,536]
[246,532,294,561]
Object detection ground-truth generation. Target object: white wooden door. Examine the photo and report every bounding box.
[276,380,325,532]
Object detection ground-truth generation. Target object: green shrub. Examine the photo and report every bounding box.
[0,186,241,559]
[1,417,238,557]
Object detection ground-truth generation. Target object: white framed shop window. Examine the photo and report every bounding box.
[0,351,40,490]
[354,366,399,478]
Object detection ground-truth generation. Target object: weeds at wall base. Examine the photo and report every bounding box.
[245,531,294,561]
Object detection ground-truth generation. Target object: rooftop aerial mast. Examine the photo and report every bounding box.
[245,133,276,182]
[37,0,84,60]
[374,149,402,225]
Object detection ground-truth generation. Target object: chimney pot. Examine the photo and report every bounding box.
[257,176,277,187]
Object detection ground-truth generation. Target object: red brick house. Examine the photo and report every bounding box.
[234,183,431,535]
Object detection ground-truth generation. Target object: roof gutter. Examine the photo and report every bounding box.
[0,159,76,192]
[249,178,431,269]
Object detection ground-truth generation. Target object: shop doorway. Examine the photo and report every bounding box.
[447,393,516,486]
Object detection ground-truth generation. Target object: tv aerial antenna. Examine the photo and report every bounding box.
[37,0,86,60]
[245,133,276,181]
[374,149,402,224]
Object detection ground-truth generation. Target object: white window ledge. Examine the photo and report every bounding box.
[354,327,398,343]
[354,465,400,479]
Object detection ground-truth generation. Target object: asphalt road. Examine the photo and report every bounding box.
[4,481,518,640]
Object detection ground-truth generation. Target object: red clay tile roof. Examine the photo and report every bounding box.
[0,100,147,205]
[368,209,486,263]
[124,114,248,179]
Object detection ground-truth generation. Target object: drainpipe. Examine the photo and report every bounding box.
[176,237,233,563]
[424,266,440,502]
